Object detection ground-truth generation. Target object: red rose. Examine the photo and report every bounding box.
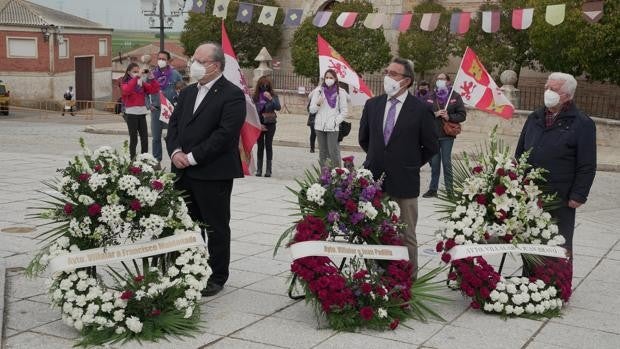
[134,275,144,283]
[94,164,102,172]
[360,282,372,294]
[479,287,491,299]
[120,290,133,300]
[150,180,164,191]
[130,199,142,212]
[389,318,400,330]
[441,253,452,263]
[508,172,517,180]
[342,156,354,164]
[472,166,483,174]
[502,234,513,243]
[494,185,506,196]
[335,168,344,175]
[484,232,490,240]
[129,166,142,175]
[150,309,161,316]
[496,168,506,176]
[78,173,90,182]
[470,301,481,309]
[445,239,456,250]
[537,198,543,208]
[345,200,357,213]
[497,209,508,221]
[372,197,381,209]
[87,203,101,216]
[359,306,374,321]
[435,241,444,252]
[353,270,367,280]
[358,178,369,188]
[475,194,487,205]
[63,203,74,215]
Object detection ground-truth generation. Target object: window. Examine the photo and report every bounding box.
[7,37,37,58]
[98,39,108,56]
[59,39,69,58]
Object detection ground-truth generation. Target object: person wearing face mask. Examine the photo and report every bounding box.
[166,43,246,297]
[516,72,596,272]
[359,58,439,279]
[415,81,430,100]
[120,62,160,159]
[422,73,466,198]
[150,50,183,170]
[309,69,349,167]
[252,76,281,177]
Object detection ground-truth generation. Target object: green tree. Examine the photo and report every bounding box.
[458,0,533,85]
[179,0,283,68]
[290,0,391,79]
[398,1,453,81]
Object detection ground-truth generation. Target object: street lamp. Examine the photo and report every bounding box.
[141,0,187,52]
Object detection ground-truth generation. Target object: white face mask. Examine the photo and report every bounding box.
[131,72,140,78]
[384,76,403,97]
[324,78,335,87]
[157,59,167,69]
[544,89,561,108]
[436,79,447,89]
[190,61,209,81]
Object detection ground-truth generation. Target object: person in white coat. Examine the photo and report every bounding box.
[309,69,348,167]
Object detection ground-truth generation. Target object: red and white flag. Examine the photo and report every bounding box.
[317,34,372,106]
[158,91,174,124]
[481,10,500,33]
[336,12,358,28]
[221,21,262,175]
[512,8,534,30]
[451,47,514,119]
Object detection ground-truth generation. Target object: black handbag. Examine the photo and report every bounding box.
[338,121,352,142]
[262,111,277,124]
[307,113,316,126]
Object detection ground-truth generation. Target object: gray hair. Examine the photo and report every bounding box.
[198,42,226,71]
[391,57,415,87]
[548,72,577,98]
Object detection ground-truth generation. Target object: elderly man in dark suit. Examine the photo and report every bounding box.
[167,42,246,296]
[516,72,597,261]
[359,58,439,278]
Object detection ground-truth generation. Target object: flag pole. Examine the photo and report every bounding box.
[444,46,469,110]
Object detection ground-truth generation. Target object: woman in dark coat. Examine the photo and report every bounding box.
[252,75,281,177]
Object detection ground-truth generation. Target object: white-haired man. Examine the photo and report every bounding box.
[516,72,597,272]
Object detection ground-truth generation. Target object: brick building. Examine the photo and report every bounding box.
[0,0,113,102]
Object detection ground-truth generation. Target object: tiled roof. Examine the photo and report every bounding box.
[0,0,107,29]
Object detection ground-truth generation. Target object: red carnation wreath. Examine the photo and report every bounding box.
[275,157,446,331]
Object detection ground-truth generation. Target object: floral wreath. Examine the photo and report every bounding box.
[27,140,211,347]
[435,130,572,318]
[275,157,446,331]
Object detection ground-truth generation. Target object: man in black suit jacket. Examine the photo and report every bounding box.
[359,58,439,278]
[167,42,246,296]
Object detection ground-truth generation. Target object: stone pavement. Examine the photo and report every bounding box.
[0,112,619,348]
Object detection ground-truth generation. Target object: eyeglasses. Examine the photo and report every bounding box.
[384,69,410,78]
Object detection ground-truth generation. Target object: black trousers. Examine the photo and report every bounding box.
[257,123,276,162]
[176,175,233,286]
[309,125,316,151]
[124,113,148,159]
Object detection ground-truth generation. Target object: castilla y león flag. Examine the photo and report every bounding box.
[221,21,262,175]
[317,34,372,106]
[452,47,514,119]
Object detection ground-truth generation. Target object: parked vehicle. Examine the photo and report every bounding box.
[0,80,9,115]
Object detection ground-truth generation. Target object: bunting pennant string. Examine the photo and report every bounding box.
[186,1,605,31]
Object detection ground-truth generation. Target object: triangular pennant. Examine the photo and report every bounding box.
[582,1,604,23]
[258,6,278,26]
[545,4,565,26]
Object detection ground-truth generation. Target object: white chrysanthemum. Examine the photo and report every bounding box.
[358,201,378,220]
[88,173,108,191]
[139,214,166,238]
[355,168,374,179]
[125,316,143,333]
[118,175,141,192]
[134,187,159,207]
[99,204,125,227]
[483,303,494,312]
[306,184,326,206]
[387,200,400,217]
[377,308,388,318]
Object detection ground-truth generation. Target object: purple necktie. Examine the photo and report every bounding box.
[383,98,400,144]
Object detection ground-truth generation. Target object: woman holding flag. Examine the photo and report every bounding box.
[309,69,349,168]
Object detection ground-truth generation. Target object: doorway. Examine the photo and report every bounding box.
[75,56,93,110]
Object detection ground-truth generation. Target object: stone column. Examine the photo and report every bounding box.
[253,47,273,85]
[500,70,520,109]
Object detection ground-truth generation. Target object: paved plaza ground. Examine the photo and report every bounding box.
[0,110,619,348]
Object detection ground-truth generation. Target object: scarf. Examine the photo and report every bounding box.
[153,66,172,89]
[435,87,450,107]
[322,85,338,108]
[255,90,268,113]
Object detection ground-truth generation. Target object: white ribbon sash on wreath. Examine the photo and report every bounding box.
[448,244,568,261]
[290,241,409,261]
[48,232,206,274]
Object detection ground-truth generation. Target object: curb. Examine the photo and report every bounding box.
[0,258,5,346]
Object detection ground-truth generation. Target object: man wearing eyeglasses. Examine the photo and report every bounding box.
[167,42,246,297]
[359,58,439,278]
[516,72,596,267]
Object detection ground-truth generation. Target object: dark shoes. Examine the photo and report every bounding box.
[310,149,315,153]
[201,282,223,297]
[422,190,437,198]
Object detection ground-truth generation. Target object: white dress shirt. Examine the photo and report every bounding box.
[173,74,223,166]
[383,91,408,132]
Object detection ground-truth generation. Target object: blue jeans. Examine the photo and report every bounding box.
[429,137,455,192]
[150,109,165,162]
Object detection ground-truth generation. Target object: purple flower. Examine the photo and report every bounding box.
[350,212,365,225]
[327,211,340,224]
[361,186,376,201]
[320,167,331,184]
[334,188,351,202]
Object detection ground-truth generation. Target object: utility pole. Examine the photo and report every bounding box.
[158,0,165,51]
[143,1,187,53]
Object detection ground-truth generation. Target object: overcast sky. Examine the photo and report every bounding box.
[30,0,189,31]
